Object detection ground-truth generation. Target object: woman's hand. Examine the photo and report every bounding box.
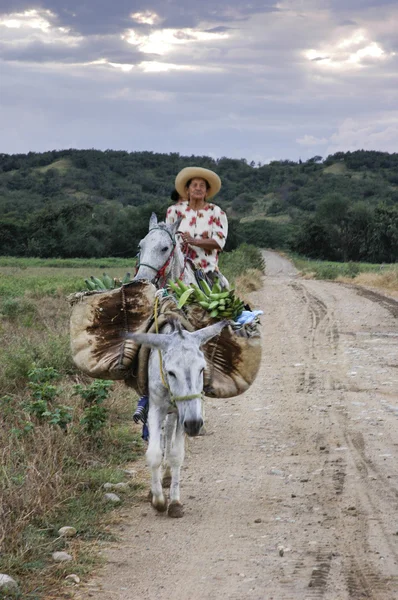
[181,232,196,245]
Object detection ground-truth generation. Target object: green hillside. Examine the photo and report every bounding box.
[0,149,397,262]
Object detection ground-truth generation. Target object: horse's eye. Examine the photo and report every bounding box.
[168,371,176,378]
[161,246,168,252]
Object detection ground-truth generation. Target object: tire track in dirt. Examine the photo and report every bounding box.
[76,253,398,600]
[284,280,398,600]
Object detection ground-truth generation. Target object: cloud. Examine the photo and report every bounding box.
[0,1,280,36]
[0,0,398,162]
[327,117,398,154]
[297,135,328,146]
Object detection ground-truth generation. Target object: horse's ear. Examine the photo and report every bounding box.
[193,320,229,346]
[149,213,158,230]
[169,216,183,237]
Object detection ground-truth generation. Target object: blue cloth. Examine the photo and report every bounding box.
[133,395,149,441]
[235,310,263,325]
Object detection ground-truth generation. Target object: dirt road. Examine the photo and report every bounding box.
[80,251,398,600]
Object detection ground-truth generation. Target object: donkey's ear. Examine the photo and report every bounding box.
[149,213,158,230]
[193,320,229,346]
[126,332,170,351]
[168,216,183,237]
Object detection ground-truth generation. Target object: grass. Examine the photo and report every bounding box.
[289,254,398,294]
[219,243,264,284]
[323,162,347,175]
[35,158,72,174]
[0,264,144,598]
[0,243,263,598]
[0,264,136,299]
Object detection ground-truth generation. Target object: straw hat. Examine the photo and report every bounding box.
[175,167,221,200]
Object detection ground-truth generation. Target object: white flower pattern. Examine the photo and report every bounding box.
[166,201,228,273]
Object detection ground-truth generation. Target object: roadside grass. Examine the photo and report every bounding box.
[0,243,261,598]
[289,254,398,294]
[0,257,136,269]
[219,244,264,283]
[0,270,143,598]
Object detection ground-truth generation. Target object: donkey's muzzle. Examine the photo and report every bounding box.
[184,419,204,437]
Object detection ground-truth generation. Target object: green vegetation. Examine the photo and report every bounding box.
[0,243,260,598]
[0,149,397,263]
[219,243,264,283]
[0,264,144,598]
[290,255,388,280]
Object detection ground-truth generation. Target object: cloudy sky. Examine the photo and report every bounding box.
[0,0,397,162]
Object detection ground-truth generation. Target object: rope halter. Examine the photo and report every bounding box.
[135,227,176,284]
[153,296,204,408]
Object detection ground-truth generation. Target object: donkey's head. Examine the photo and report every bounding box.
[130,320,228,436]
[134,213,183,283]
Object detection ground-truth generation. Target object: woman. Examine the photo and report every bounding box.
[166,167,228,284]
[133,167,229,436]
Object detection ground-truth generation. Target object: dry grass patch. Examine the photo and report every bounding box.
[235,268,264,299]
[337,268,398,298]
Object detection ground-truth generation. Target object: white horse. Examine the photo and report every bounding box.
[134,212,229,289]
[129,318,227,517]
[133,213,196,288]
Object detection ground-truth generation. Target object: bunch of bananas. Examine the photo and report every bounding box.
[84,272,131,291]
[167,279,246,320]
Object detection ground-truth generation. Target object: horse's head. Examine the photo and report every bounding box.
[129,320,228,436]
[134,213,182,284]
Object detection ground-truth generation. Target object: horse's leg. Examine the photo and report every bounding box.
[167,420,185,518]
[146,404,168,512]
[162,412,177,487]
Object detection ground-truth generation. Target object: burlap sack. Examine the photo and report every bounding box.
[185,304,262,399]
[69,281,157,380]
[124,299,262,399]
[70,286,262,398]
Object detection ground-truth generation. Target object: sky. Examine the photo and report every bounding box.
[0,0,397,163]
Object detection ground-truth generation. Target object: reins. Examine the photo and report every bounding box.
[136,226,188,285]
[153,296,203,408]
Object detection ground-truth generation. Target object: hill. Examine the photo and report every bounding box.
[0,149,397,262]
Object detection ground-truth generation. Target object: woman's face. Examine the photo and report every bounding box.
[186,177,208,202]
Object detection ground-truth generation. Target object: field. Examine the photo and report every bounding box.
[289,254,398,295]
[0,245,264,598]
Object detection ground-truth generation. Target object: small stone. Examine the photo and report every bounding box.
[278,545,285,557]
[0,574,19,595]
[103,482,115,490]
[300,478,309,483]
[254,518,262,523]
[58,526,77,538]
[270,468,284,476]
[52,551,72,562]
[65,574,80,584]
[114,482,130,491]
[123,469,137,477]
[104,493,121,504]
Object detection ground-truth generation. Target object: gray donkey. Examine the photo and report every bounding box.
[129,318,227,517]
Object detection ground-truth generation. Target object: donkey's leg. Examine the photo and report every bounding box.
[146,405,168,512]
[167,421,185,518]
[162,412,177,488]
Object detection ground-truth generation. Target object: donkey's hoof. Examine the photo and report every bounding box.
[168,501,184,518]
[152,496,168,512]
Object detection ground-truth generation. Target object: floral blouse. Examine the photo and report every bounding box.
[165,201,228,273]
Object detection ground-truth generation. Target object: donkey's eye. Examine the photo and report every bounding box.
[168,371,176,378]
[161,246,169,252]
